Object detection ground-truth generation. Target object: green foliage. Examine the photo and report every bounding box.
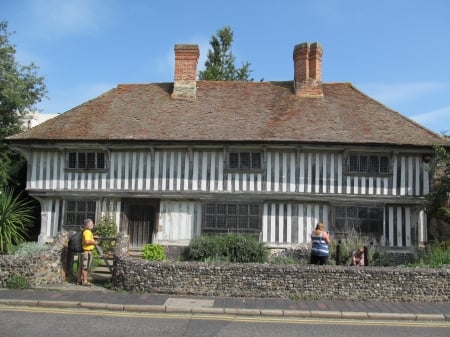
[329,227,390,266]
[93,216,117,253]
[188,233,268,263]
[270,255,299,265]
[9,241,47,256]
[0,187,35,253]
[0,21,47,189]
[199,26,253,81]
[417,243,450,267]
[6,274,30,289]
[142,244,166,261]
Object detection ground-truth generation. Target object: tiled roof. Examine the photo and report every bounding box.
[7,81,449,146]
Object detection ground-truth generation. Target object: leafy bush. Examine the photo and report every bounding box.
[417,243,450,267]
[9,242,47,256]
[142,244,166,261]
[93,216,117,254]
[329,227,390,266]
[6,274,30,289]
[188,233,268,263]
[0,187,35,253]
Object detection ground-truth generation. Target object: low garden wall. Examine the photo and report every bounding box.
[113,234,449,303]
[0,231,67,288]
[113,248,449,303]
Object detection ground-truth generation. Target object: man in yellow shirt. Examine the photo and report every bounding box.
[77,218,98,286]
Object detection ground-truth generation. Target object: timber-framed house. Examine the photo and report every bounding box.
[6,42,450,251]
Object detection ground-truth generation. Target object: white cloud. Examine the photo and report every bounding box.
[358,82,445,105]
[28,0,114,38]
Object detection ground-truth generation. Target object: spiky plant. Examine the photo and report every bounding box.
[0,187,35,253]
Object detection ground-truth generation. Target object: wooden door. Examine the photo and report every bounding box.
[122,200,158,248]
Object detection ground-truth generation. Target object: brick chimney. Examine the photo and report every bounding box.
[172,44,200,100]
[293,42,323,97]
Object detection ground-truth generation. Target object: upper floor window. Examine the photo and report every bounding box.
[67,151,107,170]
[228,151,262,171]
[348,153,389,175]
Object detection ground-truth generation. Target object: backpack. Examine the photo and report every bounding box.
[69,230,84,253]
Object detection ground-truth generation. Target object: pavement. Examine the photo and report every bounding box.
[1,281,449,322]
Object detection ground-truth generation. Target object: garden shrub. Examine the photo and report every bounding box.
[142,244,166,261]
[329,227,389,266]
[188,233,268,263]
[418,243,450,267]
[93,216,117,254]
[9,242,47,256]
[6,274,30,289]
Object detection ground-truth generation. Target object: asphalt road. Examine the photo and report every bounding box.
[0,306,449,337]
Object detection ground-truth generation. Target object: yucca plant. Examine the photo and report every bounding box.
[0,187,35,253]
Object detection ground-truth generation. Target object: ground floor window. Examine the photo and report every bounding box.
[333,205,383,238]
[203,202,262,235]
[64,200,96,229]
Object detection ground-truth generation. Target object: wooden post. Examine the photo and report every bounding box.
[364,245,368,266]
[336,241,341,265]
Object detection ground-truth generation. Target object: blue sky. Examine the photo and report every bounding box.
[2,0,450,135]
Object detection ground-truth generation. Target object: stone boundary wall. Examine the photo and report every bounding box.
[113,256,449,303]
[0,232,66,288]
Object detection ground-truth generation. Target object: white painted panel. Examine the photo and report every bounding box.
[145,152,151,190]
[282,152,287,192]
[392,155,397,196]
[257,173,262,192]
[397,207,403,247]
[368,177,374,195]
[298,204,304,243]
[405,207,411,247]
[169,152,175,190]
[161,151,168,191]
[242,173,247,191]
[124,152,130,190]
[330,153,335,194]
[337,154,343,194]
[407,156,413,195]
[131,152,137,190]
[183,154,189,190]
[154,152,160,191]
[286,204,292,243]
[361,177,366,195]
[307,153,312,193]
[400,156,406,196]
[274,152,280,192]
[306,204,312,241]
[389,207,394,247]
[289,153,296,192]
[201,152,207,191]
[249,173,255,191]
[270,204,276,242]
[278,205,284,243]
[267,152,272,192]
[234,173,239,192]
[262,203,268,242]
[217,152,224,191]
[322,154,327,193]
[315,154,320,193]
[376,177,381,195]
[299,152,305,193]
[210,152,216,191]
[415,157,420,196]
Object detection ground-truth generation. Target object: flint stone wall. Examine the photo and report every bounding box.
[0,231,66,288]
[113,256,449,303]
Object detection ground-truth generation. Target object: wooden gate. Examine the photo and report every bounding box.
[122,199,158,249]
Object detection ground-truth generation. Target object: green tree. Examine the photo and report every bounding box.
[199,26,253,81]
[426,142,450,242]
[0,21,47,188]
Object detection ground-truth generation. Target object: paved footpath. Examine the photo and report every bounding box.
[1,286,449,322]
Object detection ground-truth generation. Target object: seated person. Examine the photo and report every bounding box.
[351,246,365,266]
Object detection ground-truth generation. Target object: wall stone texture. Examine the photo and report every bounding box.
[0,231,67,288]
[113,256,449,303]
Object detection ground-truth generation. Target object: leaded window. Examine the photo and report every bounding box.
[67,151,107,170]
[203,202,262,234]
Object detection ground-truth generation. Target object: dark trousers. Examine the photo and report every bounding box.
[310,254,328,265]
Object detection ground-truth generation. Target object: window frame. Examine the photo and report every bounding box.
[331,204,384,240]
[202,202,262,235]
[226,151,263,172]
[63,200,97,230]
[346,152,390,176]
[66,151,108,171]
